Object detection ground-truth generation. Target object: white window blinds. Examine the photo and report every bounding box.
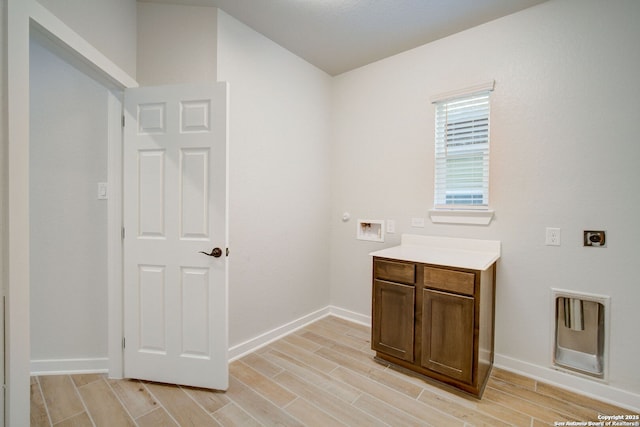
[434,91,491,209]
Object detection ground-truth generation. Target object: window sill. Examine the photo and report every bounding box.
[428,209,494,225]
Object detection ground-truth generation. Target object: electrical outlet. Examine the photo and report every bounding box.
[545,227,561,246]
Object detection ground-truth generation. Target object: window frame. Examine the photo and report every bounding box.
[429,81,495,225]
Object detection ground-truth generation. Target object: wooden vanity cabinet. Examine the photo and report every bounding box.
[372,257,496,397]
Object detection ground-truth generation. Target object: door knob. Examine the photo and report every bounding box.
[199,247,222,258]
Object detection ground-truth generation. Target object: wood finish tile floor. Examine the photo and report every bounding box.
[31,316,635,427]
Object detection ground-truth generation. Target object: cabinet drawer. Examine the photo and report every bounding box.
[423,267,475,296]
[374,260,415,284]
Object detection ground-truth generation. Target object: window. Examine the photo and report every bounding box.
[434,90,491,209]
[429,82,494,225]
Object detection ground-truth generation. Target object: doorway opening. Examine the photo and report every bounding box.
[28,27,122,376]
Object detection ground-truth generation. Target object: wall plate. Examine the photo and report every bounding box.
[97,182,108,200]
[584,230,606,247]
[357,219,384,242]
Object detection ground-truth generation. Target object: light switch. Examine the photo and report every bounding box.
[97,182,108,200]
[386,220,396,233]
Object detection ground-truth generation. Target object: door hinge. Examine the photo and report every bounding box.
[122,337,126,349]
[122,227,125,239]
[122,115,125,127]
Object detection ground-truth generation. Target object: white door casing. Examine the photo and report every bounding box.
[123,83,228,390]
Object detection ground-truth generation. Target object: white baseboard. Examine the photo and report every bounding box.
[227,305,372,362]
[328,305,371,327]
[494,354,640,412]
[31,357,109,376]
[228,306,331,361]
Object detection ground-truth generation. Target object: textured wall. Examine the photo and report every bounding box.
[36,0,137,77]
[217,10,333,348]
[137,2,217,86]
[329,0,640,406]
[29,36,109,367]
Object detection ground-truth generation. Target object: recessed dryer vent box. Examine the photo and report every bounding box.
[357,219,385,242]
[551,289,609,380]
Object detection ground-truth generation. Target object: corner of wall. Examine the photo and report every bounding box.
[35,0,137,78]
[137,2,218,86]
[216,8,333,346]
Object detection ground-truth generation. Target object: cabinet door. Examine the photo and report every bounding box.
[421,289,474,384]
[372,280,415,362]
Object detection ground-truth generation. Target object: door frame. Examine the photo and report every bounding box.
[6,1,136,424]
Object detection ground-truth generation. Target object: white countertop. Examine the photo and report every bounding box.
[369,234,500,271]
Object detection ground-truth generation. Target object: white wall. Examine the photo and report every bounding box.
[29,36,109,371]
[0,0,6,299]
[0,0,6,285]
[36,0,137,78]
[330,0,640,407]
[216,10,333,348]
[1,0,7,422]
[137,2,217,86]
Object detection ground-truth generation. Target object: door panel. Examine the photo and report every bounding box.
[421,289,474,384]
[180,149,209,239]
[180,266,211,358]
[372,279,415,362]
[123,83,228,390]
[138,265,167,353]
[138,150,166,237]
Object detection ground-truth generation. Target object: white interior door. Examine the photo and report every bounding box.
[123,83,228,390]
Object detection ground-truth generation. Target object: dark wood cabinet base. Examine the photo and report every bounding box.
[373,352,493,398]
[371,257,496,398]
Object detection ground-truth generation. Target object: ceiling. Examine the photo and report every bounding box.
[139,0,547,76]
